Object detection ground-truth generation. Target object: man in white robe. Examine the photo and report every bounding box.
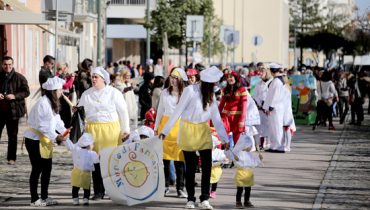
[262,63,286,153]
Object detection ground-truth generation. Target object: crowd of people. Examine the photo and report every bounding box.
[1,54,370,209]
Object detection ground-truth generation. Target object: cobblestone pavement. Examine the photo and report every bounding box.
[0,111,369,209]
[313,115,370,210]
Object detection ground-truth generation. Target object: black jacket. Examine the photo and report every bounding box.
[0,69,30,119]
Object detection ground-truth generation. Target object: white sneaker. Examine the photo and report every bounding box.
[199,200,213,210]
[42,197,58,206]
[185,200,196,209]
[73,198,79,206]
[30,198,46,207]
[82,198,89,206]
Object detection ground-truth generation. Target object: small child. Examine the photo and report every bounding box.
[123,125,155,144]
[210,136,228,198]
[226,135,262,209]
[63,133,99,206]
[144,108,157,129]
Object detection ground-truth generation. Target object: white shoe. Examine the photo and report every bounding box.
[30,198,46,207]
[82,198,89,206]
[199,200,213,210]
[42,197,58,206]
[73,198,79,206]
[185,200,196,209]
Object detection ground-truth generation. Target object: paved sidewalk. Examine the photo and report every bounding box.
[0,113,369,209]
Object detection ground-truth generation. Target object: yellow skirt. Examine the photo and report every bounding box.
[31,128,53,159]
[234,168,254,187]
[86,121,121,154]
[71,168,91,190]
[158,116,184,161]
[210,165,222,184]
[178,120,212,151]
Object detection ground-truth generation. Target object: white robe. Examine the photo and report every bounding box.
[262,77,285,151]
[252,78,272,138]
[115,81,138,130]
[282,85,296,152]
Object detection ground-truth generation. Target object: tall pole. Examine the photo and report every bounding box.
[97,0,102,66]
[54,0,58,73]
[294,27,297,70]
[146,0,151,60]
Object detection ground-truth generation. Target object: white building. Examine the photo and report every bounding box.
[106,0,156,65]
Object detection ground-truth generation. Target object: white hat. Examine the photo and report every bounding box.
[269,63,282,70]
[212,135,221,146]
[233,135,253,153]
[200,66,223,83]
[42,76,65,90]
[137,126,154,138]
[92,66,110,85]
[171,67,188,81]
[77,133,94,147]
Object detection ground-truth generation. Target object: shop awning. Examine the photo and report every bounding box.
[0,0,49,25]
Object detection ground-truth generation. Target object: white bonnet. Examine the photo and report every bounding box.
[77,133,94,147]
[92,66,110,85]
[200,66,223,83]
[42,76,65,90]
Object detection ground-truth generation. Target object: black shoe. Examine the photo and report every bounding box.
[348,121,355,125]
[91,193,104,200]
[312,125,316,130]
[244,201,254,208]
[236,201,244,209]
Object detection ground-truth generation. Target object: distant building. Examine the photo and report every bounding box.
[213,0,290,67]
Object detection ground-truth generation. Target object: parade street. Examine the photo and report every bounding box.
[0,114,369,210]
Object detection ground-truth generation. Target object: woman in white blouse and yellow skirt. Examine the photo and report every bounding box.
[155,67,188,198]
[24,77,69,206]
[78,67,130,200]
[160,66,230,210]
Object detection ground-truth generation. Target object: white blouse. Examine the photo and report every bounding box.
[63,139,99,171]
[161,84,228,144]
[154,89,179,131]
[24,96,66,141]
[317,81,338,100]
[78,85,130,134]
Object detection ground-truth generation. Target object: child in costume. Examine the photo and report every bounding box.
[63,133,99,206]
[226,134,262,209]
[210,136,228,198]
[123,125,155,144]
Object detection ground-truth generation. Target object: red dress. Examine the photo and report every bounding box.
[218,86,247,143]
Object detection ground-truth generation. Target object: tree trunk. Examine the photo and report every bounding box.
[163,31,169,77]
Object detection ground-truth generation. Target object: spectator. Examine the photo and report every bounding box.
[0,56,30,165]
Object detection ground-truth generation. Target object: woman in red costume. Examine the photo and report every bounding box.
[219,71,247,144]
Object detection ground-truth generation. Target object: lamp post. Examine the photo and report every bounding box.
[146,0,151,60]
[97,0,102,66]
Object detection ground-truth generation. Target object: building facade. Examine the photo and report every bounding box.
[213,0,290,67]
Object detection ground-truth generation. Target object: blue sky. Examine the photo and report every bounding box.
[355,0,370,16]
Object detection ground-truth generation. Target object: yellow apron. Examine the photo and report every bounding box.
[234,168,254,187]
[71,168,91,190]
[178,120,212,151]
[86,121,121,154]
[31,128,53,159]
[157,116,184,161]
[210,165,222,184]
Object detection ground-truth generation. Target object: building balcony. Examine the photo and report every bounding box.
[74,0,97,23]
[107,0,156,19]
